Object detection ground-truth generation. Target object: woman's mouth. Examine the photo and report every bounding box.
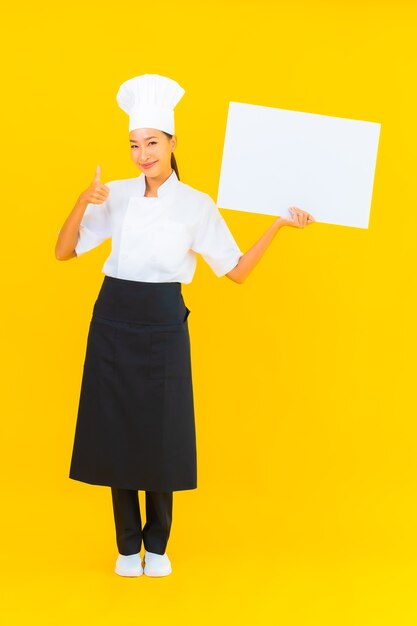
[141,161,157,169]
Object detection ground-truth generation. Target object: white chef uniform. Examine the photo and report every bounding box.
[74,168,244,283]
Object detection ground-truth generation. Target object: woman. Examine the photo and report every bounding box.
[55,74,315,579]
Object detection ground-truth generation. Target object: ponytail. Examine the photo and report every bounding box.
[163,131,180,180]
[171,152,180,180]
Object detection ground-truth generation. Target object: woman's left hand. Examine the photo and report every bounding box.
[279,207,315,228]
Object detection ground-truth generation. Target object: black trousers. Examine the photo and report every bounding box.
[111,488,173,555]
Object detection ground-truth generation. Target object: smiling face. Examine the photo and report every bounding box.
[129,128,176,179]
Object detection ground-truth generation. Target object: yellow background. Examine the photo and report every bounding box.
[1,0,416,623]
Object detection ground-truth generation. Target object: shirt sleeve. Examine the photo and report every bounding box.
[190,195,244,277]
[74,184,113,257]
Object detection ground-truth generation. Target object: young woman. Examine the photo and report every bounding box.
[55,74,315,579]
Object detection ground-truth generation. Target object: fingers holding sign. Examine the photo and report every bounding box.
[280,206,315,229]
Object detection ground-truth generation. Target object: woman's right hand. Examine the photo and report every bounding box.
[280,206,315,228]
[79,165,110,205]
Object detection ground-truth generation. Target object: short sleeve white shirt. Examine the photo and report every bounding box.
[74,170,244,283]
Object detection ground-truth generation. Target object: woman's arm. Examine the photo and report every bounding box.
[55,195,90,260]
[55,165,110,261]
[226,207,315,284]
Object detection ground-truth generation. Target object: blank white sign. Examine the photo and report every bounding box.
[216,102,381,229]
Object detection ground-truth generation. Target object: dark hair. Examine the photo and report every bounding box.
[162,131,180,180]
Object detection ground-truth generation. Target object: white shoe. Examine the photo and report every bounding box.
[143,549,172,577]
[115,552,143,577]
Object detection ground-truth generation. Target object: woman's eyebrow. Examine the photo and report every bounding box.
[129,136,158,142]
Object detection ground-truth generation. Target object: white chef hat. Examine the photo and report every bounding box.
[116,73,185,135]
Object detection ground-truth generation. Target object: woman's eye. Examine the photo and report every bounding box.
[130,142,157,148]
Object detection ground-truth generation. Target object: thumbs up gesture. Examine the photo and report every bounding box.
[80,165,110,205]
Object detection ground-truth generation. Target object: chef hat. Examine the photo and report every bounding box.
[116,73,185,135]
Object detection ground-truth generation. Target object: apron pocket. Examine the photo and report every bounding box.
[149,319,191,380]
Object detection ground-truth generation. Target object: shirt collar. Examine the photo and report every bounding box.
[136,168,179,198]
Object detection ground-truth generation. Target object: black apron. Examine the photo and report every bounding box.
[69,275,196,491]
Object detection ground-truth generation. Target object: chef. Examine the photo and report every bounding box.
[55,73,315,579]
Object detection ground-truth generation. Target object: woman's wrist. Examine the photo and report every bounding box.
[274,217,286,228]
[77,193,89,207]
